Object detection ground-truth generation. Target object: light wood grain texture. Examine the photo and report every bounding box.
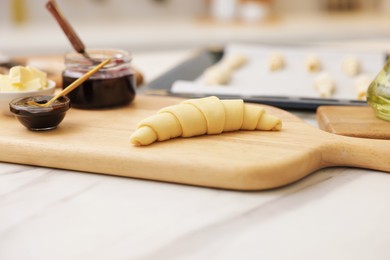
[0,95,389,190]
[317,106,390,139]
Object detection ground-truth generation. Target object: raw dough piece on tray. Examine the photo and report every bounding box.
[314,73,335,98]
[268,53,285,71]
[305,55,321,73]
[203,54,247,85]
[203,65,232,85]
[342,56,360,76]
[223,54,248,70]
[354,74,372,100]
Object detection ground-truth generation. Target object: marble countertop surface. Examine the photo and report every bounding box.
[1,50,390,260]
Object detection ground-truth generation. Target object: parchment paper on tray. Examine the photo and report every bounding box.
[171,43,385,101]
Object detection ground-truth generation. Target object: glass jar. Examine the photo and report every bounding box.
[62,49,136,109]
[367,59,390,122]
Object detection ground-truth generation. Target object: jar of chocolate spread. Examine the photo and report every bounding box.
[62,49,136,109]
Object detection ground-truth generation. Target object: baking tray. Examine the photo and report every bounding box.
[143,45,385,111]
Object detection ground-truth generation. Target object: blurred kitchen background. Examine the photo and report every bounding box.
[1,0,390,55]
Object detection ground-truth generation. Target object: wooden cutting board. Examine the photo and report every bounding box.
[317,106,390,139]
[0,95,389,190]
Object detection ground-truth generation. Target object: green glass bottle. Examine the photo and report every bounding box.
[367,58,390,122]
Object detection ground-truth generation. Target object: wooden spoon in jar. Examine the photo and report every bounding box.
[28,58,111,107]
[46,0,94,61]
[45,0,144,85]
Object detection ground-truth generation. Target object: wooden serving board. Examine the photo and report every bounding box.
[317,106,390,139]
[0,95,389,190]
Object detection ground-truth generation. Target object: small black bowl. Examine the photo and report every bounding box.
[9,95,71,131]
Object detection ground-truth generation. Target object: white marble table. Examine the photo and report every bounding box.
[1,50,390,260]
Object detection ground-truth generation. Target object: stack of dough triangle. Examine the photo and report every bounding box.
[130,96,282,146]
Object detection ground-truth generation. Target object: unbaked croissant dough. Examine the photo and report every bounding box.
[314,72,335,98]
[223,54,247,70]
[268,53,285,71]
[204,65,232,85]
[204,54,247,85]
[305,55,321,73]
[354,74,371,100]
[130,96,282,146]
[342,56,360,76]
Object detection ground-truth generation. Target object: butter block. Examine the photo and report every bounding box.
[24,78,43,91]
[9,66,34,87]
[27,66,47,88]
[0,66,48,91]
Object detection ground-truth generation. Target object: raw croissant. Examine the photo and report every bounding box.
[130,96,282,146]
[342,56,360,76]
[268,53,285,71]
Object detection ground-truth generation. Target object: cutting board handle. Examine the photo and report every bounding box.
[323,135,390,172]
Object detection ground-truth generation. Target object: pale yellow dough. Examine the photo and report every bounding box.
[203,54,247,85]
[203,65,232,85]
[314,72,335,98]
[342,56,360,76]
[354,74,372,100]
[268,53,285,71]
[182,96,225,134]
[130,96,282,146]
[305,55,321,73]
[223,54,247,70]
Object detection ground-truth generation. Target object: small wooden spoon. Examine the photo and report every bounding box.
[29,58,111,107]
